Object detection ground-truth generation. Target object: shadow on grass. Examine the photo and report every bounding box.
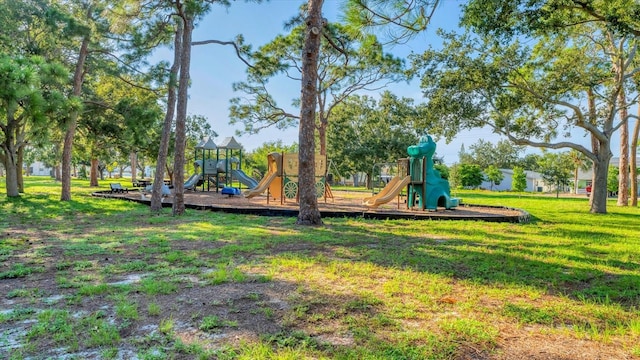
[284,223,640,309]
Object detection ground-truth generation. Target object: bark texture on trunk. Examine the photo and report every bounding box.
[1,80,30,195]
[4,152,19,196]
[588,88,598,209]
[296,0,324,226]
[591,139,612,214]
[17,142,24,193]
[172,16,193,216]
[61,36,90,201]
[617,91,629,206]
[151,22,182,212]
[130,151,137,183]
[631,111,639,207]
[2,112,19,196]
[90,158,99,187]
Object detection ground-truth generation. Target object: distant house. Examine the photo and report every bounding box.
[27,161,53,177]
[576,156,640,195]
[481,169,550,192]
[480,156,640,194]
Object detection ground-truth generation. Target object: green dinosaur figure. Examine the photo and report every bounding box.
[407,134,459,210]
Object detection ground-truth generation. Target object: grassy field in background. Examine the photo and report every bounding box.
[1,176,639,359]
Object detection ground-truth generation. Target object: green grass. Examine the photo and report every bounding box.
[1,177,639,359]
[0,263,41,279]
[199,315,238,332]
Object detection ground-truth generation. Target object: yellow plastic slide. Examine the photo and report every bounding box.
[244,171,277,198]
[363,175,411,208]
[363,176,401,203]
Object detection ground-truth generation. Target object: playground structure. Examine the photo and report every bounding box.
[244,152,281,199]
[406,134,458,210]
[193,136,258,192]
[364,134,458,210]
[99,134,527,222]
[244,152,331,203]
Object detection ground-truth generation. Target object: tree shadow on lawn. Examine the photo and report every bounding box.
[306,224,640,309]
[559,210,640,232]
[1,269,482,360]
[1,194,142,224]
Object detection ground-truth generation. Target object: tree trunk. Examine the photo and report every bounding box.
[617,91,629,206]
[151,22,182,212]
[318,120,327,156]
[1,111,19,197]
[4,155,19,196]
[165,163,174,185]
[17,143,24,193]
[61,36,90,201]
[631,113,639,207]
[588,88,598,208]
[90,158,99,187]
[2,140,19,197]
[591,144,612,214]
[296,0,324,226]
[130,151,137,183]
[573,167,579,195]
[172,16,194,216]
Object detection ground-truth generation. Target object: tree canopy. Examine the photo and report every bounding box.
[327,92,420,187]
[537,151,573,198]
[230,18,405,155]
[412,10,639,213]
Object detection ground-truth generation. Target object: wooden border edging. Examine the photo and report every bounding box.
[92,191,531,223]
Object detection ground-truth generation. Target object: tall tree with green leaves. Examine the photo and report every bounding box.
[58,0,162,200]
[466,139,524,169]
[328,92,420,188]
[296,0,325,225]
[245,140,299,176]
[343,0,441,43]
[414,20,638,213]
[290,0,440,224]
[484,165,504,191]
[456,0,640,212]
[146,0,259,215]
[459,164,483,189]
[79,70,163,187]
[230,16,405,156]
[0,55,69,197]
[60,1,100,201]
[511,166,527,192]
[537,152,573,198]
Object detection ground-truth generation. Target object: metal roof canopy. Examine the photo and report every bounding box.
[217,136,242,150]
[196,137,217,150]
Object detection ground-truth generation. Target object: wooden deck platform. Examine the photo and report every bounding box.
[93,189,530,223]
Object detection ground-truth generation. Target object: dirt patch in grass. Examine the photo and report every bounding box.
[1,205,637,359]
[494,324,633,360]
[0,231,295,358]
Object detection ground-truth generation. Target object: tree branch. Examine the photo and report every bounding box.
[191,39,253,68]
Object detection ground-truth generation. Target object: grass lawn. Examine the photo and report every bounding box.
[1,176,639,359]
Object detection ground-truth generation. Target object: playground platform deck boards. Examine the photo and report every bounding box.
[95,189,530,223]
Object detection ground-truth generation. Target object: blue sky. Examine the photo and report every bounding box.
[157,0,614,165]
